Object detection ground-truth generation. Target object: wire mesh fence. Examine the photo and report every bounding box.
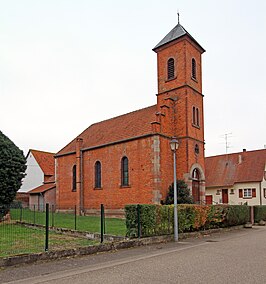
[0,203,126,258]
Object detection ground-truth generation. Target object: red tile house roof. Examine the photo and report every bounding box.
[29,182,55,194]
[30,149,55,176]
[57,105,157,156]
[205,149,266,188]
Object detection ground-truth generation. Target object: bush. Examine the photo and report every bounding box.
[254,206,266,223]
[125,204,251,238]
[223,205,250,226]
[165,180,194,205]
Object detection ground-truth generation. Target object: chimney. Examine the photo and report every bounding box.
[243,149,246,152]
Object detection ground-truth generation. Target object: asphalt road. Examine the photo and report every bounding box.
[1,226,266,284]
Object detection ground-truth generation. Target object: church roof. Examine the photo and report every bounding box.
[153,23,205,52]
[205,149,266,188]
[56,105,157,156]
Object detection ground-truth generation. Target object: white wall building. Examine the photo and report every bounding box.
[205,149,266,206]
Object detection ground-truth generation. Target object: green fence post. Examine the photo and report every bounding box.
[137,204,141,238]
[52,205,54,227]
[20,204,23,222]
[101,204,104,243]
[45,203,49,252]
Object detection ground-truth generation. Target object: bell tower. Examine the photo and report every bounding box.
[153,21,206,203]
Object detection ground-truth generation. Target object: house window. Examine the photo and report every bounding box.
[72,165,76,192]
[243,188,252,198]
[192,106,200,127]
[167,58,175,80]
[192,58,196,80]
[240,188,256,198]
[95,161,102,189]
[121,156,129,186]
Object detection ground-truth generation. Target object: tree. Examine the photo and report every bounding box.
[0,131,26,207]
[165,179,194,205]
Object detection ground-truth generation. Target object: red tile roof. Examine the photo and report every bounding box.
[57,105,157,156]
[205,149,266,188]
[29,150,55,176]
[29,182,55,194]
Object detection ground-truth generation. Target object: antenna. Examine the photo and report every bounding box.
[221,133,233,154]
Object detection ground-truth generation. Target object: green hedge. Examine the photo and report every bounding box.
[254,206,266,223]
[125,204,250,238]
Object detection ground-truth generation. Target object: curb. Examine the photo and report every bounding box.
[0,225,244,268]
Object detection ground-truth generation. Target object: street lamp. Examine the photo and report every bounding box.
[170,137,179,242]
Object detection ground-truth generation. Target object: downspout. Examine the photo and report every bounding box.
[80,150,84,214]
[259,182,262,205]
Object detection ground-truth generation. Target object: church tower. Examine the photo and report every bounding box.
[153,20,206,203]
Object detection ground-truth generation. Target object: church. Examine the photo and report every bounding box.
[55,20,206,214]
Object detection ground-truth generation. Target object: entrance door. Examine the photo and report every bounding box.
[192,168,200,203]
[222,189,228,204]
[205,195,213,205]
[192,180,200,203]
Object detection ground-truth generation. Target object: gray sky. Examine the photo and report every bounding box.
[1,0,265,157]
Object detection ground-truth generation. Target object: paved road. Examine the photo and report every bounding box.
[1,226,266,283]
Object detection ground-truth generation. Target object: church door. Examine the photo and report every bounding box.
[192,169,200,203]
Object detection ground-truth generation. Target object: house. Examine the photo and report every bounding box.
[205,149,266,205]
[28,176,56,210]
[55,21,206,214]
[17,149,55,208]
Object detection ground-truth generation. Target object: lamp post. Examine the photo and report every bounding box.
[170,137,179,242]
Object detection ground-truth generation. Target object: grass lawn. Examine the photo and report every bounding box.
[0,223,98,257]
[10,209,126,236]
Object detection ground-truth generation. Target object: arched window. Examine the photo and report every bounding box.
[167,58,175,80]
[192,58,196,79]
[192,106,196,125]
[192,168,200,180]
[95,161,102,188]
[192,106,200,127]
[72,165,76,192]
[121,156,129,186]
[196,108,199,126]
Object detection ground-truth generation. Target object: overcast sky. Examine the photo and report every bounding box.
[1,0,265,157]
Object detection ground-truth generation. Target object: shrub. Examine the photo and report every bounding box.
[165,180,194,205]
[125,204,251,238]
[254,206,266,223]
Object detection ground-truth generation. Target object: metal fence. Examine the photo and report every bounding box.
[0,203,126,258]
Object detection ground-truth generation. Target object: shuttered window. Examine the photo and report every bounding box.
[239,189,243,198]
[167,58,175,80]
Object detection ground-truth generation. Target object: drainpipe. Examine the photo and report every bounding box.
[80,150,84,214]
[76,137,83,215]
[259,182,262,205]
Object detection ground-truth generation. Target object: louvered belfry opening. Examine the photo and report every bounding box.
[192,58,196,79]
[167,58,175,80]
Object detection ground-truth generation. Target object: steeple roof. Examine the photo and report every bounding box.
[153,23,205,52]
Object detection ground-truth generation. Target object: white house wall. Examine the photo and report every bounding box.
[19,153,44,192]
[206,182,262,206]
[262,164,266,205]
[234,182,261,206]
